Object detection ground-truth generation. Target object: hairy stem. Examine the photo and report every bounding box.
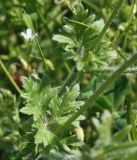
[23,10,49,75]
[90,67,137,73]
[59,68,82,96]
[82,0,101,14]
[90,0,124,51]
[0,59,22,95]
[37,8,52,39]
[35,37,49,74]
[55,53,137,135]
[59,0,124,95]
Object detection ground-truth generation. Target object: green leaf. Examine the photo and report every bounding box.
[61,135,82,147]
[114,76,131,107]
[92,19,104,31]
[21,77,84,151]
[127,104,137,140]
[77,60,84,70]
[21,77,59,121]
[97,96,113,111]
[105,142,137,160]
[93,110,112,146]
[20,106,34,115]
[53,35,76,46]
[112,125,131,143]
[53,3,118,71]
[22,12,34,30]
[35,123,56,147]
[59,84,84,115]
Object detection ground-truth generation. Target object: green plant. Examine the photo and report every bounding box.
[1,0,137,159]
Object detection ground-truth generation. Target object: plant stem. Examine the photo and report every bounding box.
[59,68,82,96]
[37,8,52,39]
[59,0,124,95]
[64,0,74,13]
[90,67,137,73]
[90,0,124,51]
[55,53,137,135]
[35,36,49,74]
[23,10,49,75]
[82,0,101,14]
[65,18,98,32]
[0,59,22,95]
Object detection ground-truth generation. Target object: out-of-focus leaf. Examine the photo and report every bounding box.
[114,76,131,107]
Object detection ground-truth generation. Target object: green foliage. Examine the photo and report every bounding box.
[0,89,20,157]
[40,111,137,160]
[53,3,117,70]
[20,77,84,151]
[1,0,137,159]
[114,76,131,107]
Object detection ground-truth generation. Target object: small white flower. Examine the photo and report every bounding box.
[20,28,37,41]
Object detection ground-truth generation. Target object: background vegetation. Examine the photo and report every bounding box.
[0,0,137,159]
